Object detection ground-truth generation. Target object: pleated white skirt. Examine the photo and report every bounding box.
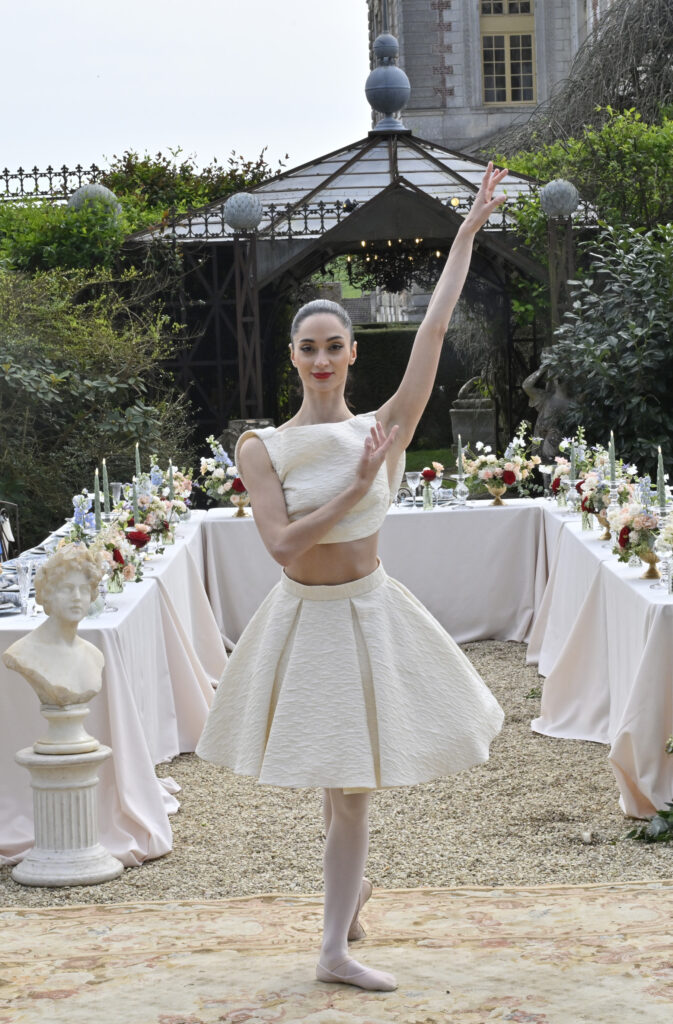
[196,562,504,789]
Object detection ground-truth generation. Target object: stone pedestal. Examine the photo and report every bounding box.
[12,745,123,887]
[34,703,99,755]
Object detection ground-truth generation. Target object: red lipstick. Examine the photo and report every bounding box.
[312,372,332,379]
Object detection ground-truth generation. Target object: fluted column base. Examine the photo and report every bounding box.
[12,746,123,887]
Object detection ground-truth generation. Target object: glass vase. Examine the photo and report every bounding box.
[422,483,433,510]
[107,574,124,594]
[581,511,594,531]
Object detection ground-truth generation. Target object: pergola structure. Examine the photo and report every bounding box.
[131,35,545,434]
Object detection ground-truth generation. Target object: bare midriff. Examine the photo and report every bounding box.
[283,532,379,586]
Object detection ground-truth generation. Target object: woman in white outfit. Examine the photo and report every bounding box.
[196,163,508,992]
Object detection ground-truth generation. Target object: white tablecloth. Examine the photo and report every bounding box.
[0,512,227,867]
[202,499,550,647]
[530,510,673,818]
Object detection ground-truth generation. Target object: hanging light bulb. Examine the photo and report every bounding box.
[388,239,392,247]
[360,240,366,248]
[451,197,460,207]
[435,250,441,257]
[347,255,351,262]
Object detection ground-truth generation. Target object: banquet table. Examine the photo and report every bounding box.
[0,511,227,868]
[202,499,550,648]
[530,510,673,818]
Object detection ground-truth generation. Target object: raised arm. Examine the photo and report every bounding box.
[238,423,399,566]
[377,163,508,448]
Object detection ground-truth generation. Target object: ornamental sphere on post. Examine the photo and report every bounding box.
[67,183,122,219]
[539,179,580,220]
[223,192,264,232]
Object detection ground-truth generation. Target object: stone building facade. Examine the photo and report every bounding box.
[367,0,617,151]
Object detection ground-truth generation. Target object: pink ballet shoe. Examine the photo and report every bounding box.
[348,877,373,942]
[316,957,397,991]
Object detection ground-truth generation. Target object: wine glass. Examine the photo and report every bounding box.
[111,482,123,506]
[430,471,444,506]
[405,471,421,507]
[651,536,672,591]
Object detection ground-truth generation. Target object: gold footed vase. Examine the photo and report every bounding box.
[231,494,251,517]
[486,483,507,506]
[639,549,660,580]
[597,511,611,541]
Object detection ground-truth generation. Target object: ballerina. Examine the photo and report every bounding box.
[197,162,508,991]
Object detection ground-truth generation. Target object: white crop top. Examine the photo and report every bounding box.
[235,412,405,544]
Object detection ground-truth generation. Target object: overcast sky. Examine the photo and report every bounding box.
[2,0,372,174]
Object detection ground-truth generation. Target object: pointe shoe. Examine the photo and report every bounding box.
[316,958,397,992]
[348,877,373,942]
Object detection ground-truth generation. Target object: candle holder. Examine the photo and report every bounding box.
[450,474,469,509]
[565,479,580,515]
[606,484,620,521]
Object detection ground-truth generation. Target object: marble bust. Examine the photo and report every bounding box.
[3,545,105,706]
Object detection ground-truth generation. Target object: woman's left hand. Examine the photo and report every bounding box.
[460,162,508,236]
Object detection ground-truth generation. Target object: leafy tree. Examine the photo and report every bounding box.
[0,267,193,546]
[540,224,673,473]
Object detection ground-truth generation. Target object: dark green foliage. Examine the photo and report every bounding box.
[540,224,673,475]
[497,110,673,231]
[349,324,470,448]
[0,268,193,547]
[626,803,673,842]
[0,199,126,272]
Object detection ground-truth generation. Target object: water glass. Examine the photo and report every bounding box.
[430,472,444,505]
[16,559,33,615]
[111,482,123,505]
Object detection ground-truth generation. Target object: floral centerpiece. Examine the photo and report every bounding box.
[461,422,541,506]
[118,492,176,546]
[580,471,634,538]
[420,462,444,510]
[149,456,194,519]
[199,435,250,515]
[90,526,143,591]
[607,503,660,578]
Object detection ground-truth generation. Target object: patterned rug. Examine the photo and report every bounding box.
[2,882,673,1023]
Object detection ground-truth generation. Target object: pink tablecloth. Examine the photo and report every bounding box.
[0,512,227,867]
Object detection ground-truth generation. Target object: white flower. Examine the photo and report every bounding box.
[217,485,226,495]
[486,454,497,464]
[475,441,484,451]
[484,445,492,454]
[213,467,225,479]
[226,466,238,479]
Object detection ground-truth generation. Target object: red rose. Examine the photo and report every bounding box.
[421,468,436,481]
[112,547,125,565]
[126,530,150,548]
[502,469,516,486]
[576,479,584,493]
[232,477,246,494]
[581,496,589,512]
[551,477,560,493]
[618,525,630,549]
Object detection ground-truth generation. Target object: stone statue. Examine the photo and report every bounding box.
[522,365,570,460]
[3,545,104,707]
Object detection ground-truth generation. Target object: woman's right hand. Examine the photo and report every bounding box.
[353,421,399,493]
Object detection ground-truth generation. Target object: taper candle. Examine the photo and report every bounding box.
[94,468,102,531]
[570,443,577,481]
[657,446,666,508]
[132,476,139,522]
[168,459,174,500]
[609,431,616,486]
[135,442,141,481]
[102,458,110,514]
[457,434,463,475]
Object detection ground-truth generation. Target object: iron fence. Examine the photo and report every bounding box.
[0,164,105,202]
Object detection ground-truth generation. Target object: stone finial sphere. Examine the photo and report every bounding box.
[365,64,411,116]
[223,192,264,231]
[373,33,399,62]
[67,184,121,217]
[540,179,580,219]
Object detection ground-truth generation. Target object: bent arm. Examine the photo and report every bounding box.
[377,164,507,449]
[239,424,398,565]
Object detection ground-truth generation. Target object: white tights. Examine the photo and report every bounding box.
[318,788,397,991]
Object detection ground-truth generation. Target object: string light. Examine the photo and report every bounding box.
[360,240,366,248]
[451,197,460,207]
[387,239,392,247]
[435,250,441,257]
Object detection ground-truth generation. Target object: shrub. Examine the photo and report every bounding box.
[0,267,193,546]
[540,224,673,473]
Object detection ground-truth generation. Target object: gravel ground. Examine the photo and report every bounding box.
[2,640,671,908]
